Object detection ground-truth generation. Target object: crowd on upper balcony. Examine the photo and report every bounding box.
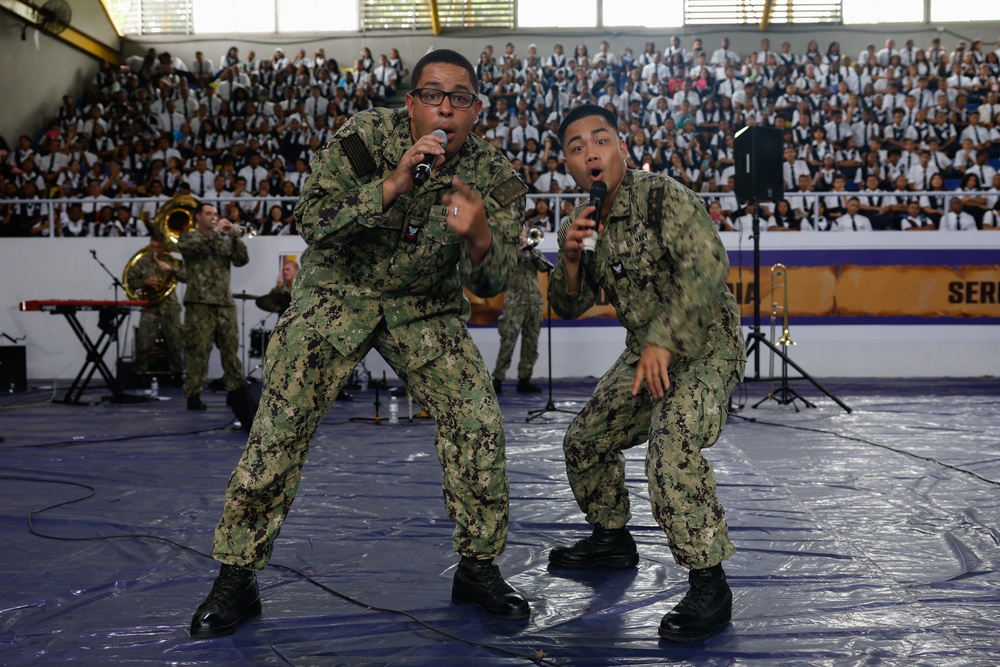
[3,33,1000,237]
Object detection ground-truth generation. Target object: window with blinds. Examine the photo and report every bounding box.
[685,0,841,24]
[361,0,514,30]
[121,0,193,35]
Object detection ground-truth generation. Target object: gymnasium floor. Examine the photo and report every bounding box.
[2,376,999,666]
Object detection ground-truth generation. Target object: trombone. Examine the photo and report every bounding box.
[767,263,795,397]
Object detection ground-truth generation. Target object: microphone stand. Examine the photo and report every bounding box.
[526,265,578,422]
[89,248,126,368]
[88,249,146,403]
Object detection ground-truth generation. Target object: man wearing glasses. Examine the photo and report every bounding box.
[189,49,530,638]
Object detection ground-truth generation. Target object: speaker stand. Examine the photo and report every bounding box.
[742,205,851,414]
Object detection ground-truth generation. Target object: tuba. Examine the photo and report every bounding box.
[122,195,197,302]
[156,194,199,249]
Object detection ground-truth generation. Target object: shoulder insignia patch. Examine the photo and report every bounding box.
[647,184,664,230]
[339,132,376,177]
[492,176,529,209]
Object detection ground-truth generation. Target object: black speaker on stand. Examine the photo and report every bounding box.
[732,126,850,413]
[733,126,784,204]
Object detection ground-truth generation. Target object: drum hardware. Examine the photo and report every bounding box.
[255,292,291,314]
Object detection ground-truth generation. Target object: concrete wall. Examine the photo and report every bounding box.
[0,0,119,143]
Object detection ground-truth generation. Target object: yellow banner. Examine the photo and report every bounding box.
[466,265,1000,322]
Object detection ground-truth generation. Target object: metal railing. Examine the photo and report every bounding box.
[0,190,965,237]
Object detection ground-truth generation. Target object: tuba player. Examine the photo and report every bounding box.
[126,233,186,378]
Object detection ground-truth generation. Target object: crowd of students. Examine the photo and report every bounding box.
[4,33,1000,237]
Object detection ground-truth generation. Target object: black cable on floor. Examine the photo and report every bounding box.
[12,424,239,449]
[1,474,562,667]
[730,413,1000,487]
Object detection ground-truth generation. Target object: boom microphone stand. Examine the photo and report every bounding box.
[526,266,578,422]
[89,249,125,364]
[742,204,851,414]
[88,249,147,404]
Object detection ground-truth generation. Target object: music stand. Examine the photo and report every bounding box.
[526,299,578,422]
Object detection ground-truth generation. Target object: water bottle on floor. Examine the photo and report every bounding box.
[389,395,399,424]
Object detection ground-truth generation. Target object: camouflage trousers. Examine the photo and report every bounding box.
[493,300,542,381]
[181,303,243,398]
[133,304,183,375]
[212,316,510,570]
[563,349,743,570]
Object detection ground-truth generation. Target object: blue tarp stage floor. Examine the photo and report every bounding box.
[2,377,999,666]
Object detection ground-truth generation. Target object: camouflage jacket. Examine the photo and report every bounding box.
[549,169,744,364]
[176,230,249,306]
[503,247,550,309]
[125,249,185,313]
[292,107,526,368]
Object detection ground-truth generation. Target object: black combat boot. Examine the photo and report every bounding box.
[658,564,732,642]
[190,564,262,638]
[187,394,208,410]
[452,557,530,619]
[516,378,542,393]
[492,378,503,394]
[548,526,639,569]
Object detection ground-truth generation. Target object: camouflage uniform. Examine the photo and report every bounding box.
[125,251,186,375]
[212,107,526,569]
[493,245,549,382]
[177,229,249,398]
[548,169,746,570]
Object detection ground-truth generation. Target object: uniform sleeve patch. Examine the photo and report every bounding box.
[492,176,529,209]
[339,132,376,177]
[647,184,664,230]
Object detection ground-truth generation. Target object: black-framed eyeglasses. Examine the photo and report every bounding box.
[410,88,476,109]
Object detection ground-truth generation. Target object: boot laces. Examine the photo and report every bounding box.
[209,565,251,602]
[474,562,510,594]
[675,572,715,614]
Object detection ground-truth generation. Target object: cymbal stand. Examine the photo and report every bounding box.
[238,290,249,376]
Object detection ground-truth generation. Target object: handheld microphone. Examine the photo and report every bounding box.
[582,181,607,267]
[413,129,448,186]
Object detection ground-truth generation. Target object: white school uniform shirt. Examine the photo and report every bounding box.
[834,212,873,231]
[939,211,978,231]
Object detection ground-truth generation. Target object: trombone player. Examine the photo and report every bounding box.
[125,233,185,378]
[491,221,552,394]
[178,203,249,410]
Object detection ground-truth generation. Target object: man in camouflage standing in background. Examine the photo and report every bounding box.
[491,226,551,394]
[189,49,530,639]
[177,203,249,411]
[126,234,185,378]
[546,105,745,643]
